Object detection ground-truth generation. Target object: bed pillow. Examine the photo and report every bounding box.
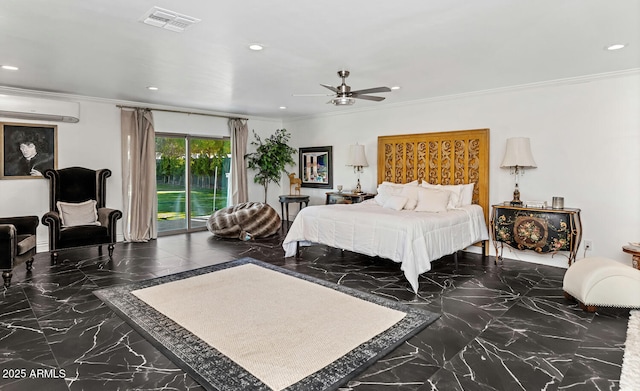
[414,187,451,212]
[374,183,403,206]
[57,200,101,227]
[421,182,460,209]
[400,185,420,210]
[420,182,475,208]
[459,183,475,206]
[382,195,408,211]
[375,181,418,206]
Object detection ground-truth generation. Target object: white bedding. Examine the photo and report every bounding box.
[282,200,489,293]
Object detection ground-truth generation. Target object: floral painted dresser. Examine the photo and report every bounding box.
[491,204,582,265]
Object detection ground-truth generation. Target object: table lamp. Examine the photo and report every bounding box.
[347,144,368,193]
[501,137,536,206]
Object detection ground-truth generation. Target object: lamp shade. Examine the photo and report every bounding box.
[347,144,369,167]
[500,137,537,168]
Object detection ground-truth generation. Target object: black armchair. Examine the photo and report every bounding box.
[0,216,39,287]
[42,167,122,262]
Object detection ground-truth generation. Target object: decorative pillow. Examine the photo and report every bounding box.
[420,182,475,208]
[421,182,459,209]
[382,195,408,211]
[400,185,420,210]
[414,187,451,212]
[375,181,419,207]
[374,182,404,206]
[57,200,100,227]
[459,183,475,206]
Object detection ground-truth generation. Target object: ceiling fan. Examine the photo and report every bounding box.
[295,70,391,106]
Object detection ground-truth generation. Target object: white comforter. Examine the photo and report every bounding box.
[282,201,489,293]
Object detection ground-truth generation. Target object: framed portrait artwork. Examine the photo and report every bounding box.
[299,146,332,189]
[0,123,57,179]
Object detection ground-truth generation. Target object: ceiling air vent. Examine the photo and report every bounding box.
[140,6,200,32]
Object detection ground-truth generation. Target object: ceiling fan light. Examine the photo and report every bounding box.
[332,97,355,106]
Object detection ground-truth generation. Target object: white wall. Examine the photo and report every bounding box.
[282,71,640,268]
[2,71,637,268]
[0,94,282,251]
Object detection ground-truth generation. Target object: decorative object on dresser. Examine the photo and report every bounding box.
[491,204,582,265]
[0,215,38,287]
[326,192,375,205]
[42,167,122,263]
[299,146,333,189]
[552,196,564,209]
[346,143,368,193]
[287,172,302,195]
[500,137,536,206]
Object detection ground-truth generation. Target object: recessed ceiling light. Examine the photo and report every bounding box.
[279,106,287,110]
[249,43,264,51]
[391,86,401,90]
[147,86,159,91]
[1,65,19,71]
[606,43,626,51]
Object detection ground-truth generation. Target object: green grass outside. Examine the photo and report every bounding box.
[157,183,228,220]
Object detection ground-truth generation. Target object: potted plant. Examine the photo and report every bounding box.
[246,128,297,203]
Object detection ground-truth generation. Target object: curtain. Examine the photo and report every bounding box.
[229,118,249,204]
[120,108,157,242]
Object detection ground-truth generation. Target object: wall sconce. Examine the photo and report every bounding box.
[347,144,368,193]
[500,137,536,206]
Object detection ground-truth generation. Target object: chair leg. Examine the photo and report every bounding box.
[26,258,33,271]
[108,244,115,259]
[2,270,12,288]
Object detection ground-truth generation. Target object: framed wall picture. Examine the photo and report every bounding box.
[1,122,57,179]
[299,146,332,189]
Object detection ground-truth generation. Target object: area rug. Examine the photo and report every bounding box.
[93,257,439,391]
[620,310,640,391]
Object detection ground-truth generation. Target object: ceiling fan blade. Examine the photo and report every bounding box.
[320,84,338,93]
[352,94,386,102]
[292,93,334,97]
[350,86,391,95]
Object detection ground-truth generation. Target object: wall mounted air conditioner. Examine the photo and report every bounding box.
[0,95,80,123]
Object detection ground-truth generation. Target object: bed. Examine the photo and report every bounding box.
[283,129,490,293]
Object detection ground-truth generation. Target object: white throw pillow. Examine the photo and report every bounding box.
[400,185,420,210]
[382,195,408,211]
[374,183,403,206]
[375,181,419,206]
[459,183,475,206]
[57,200,101,227]
[421,182,460,209]
[414,187,451,212]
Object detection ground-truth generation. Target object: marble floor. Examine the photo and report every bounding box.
[0,229,631,391]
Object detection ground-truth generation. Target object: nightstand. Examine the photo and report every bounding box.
[325,192,375,205]
[491,204,582,265]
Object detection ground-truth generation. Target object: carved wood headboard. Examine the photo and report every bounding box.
[377,128,490,225]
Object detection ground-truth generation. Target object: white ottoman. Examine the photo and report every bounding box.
[563,257,640,312]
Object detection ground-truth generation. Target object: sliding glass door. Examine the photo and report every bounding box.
[156,134,231,234]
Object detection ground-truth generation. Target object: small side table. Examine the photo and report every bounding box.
[622,245,640,270]
[278,195,310,223]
